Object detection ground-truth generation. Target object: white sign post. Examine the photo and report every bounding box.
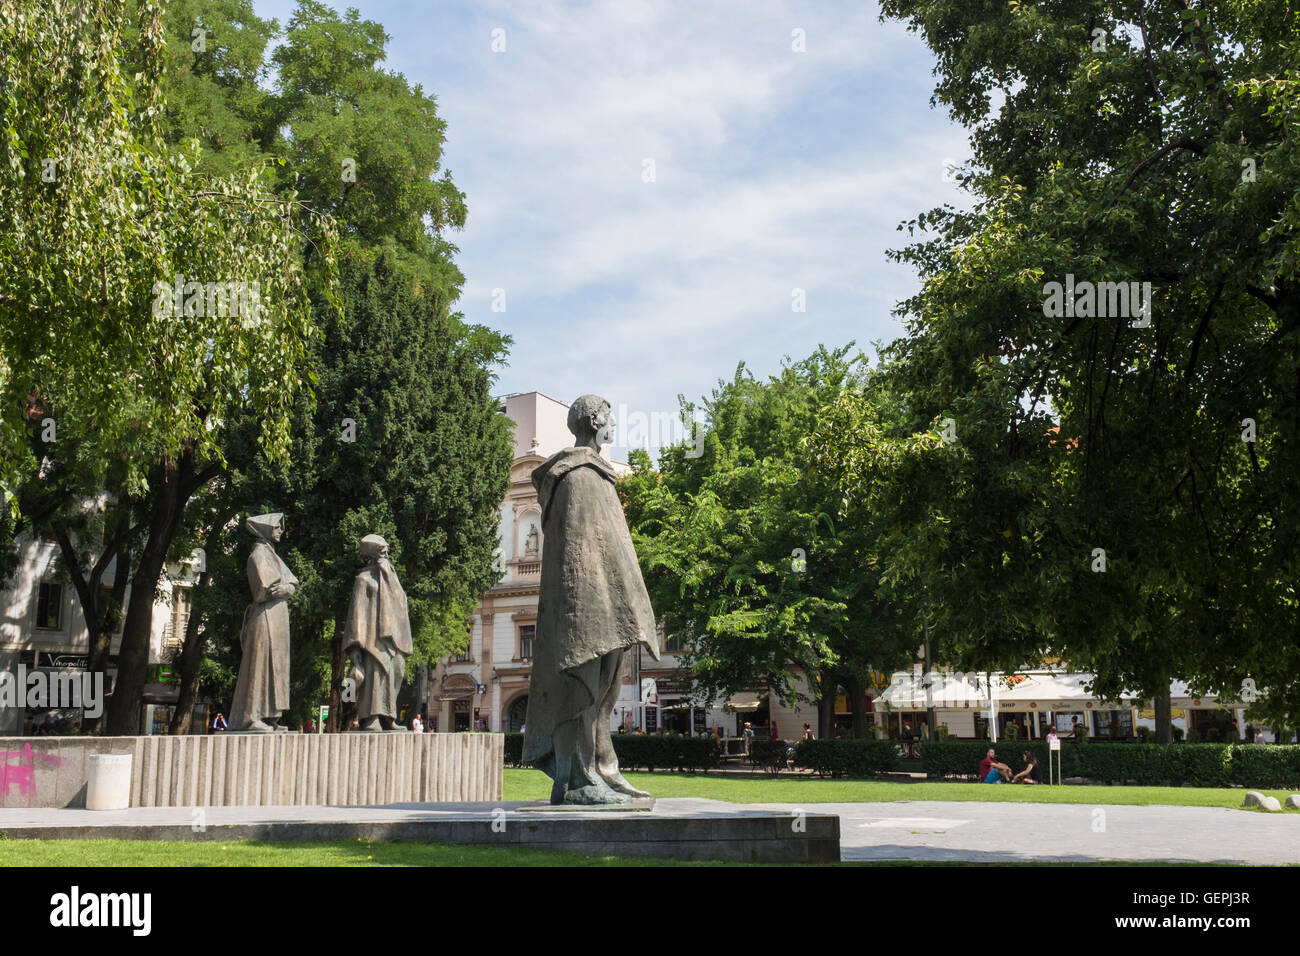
[1049,735,1061,785]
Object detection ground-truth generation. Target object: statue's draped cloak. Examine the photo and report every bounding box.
[343,555,412,719]
[229,520,298,726]
[522,447,660,767]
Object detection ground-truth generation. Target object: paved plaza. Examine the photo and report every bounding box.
[744,800,1300,865]
[1,798,1296,864]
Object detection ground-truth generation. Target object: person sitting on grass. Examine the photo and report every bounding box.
[978,747,1012,783]
[1011,750,1042,785]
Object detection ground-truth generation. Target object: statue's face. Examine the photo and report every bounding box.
[593,405,615,445]
[273,523,284,542]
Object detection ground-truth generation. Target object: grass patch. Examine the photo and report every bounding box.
[0,838,1234,867]
[0,838,709,867]
[504,768,1299,811]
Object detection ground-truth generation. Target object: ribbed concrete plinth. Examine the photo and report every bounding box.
[0,799,841,863]
[0,734,502,809]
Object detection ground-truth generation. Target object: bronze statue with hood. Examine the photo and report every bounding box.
[522,395,661,804]
[230,512,297,732]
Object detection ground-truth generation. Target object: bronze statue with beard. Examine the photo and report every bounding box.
[523,395,661,804]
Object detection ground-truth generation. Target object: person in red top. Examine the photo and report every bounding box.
[978,747,1012,782]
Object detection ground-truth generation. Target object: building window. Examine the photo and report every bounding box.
[664,633,685,653]
[35,582,62,630]
[519,624,535,660]
[452,648,472,663]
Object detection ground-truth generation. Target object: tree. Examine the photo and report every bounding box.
[1,0,338,734]
[621,346,917,737]
[200,245,512,732]
[875,0,1300,730]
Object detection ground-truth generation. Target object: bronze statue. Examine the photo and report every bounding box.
[343,534,412,731]
[229,513,297,732]
[523,395,661,804]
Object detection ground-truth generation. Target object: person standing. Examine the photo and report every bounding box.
[412,713,424,734]
[211,712,228,733]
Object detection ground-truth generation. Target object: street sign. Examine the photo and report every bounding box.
[477,684,487,695]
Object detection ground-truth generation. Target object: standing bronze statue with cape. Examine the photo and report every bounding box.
[343,534,412,731]
[523,395,661,805]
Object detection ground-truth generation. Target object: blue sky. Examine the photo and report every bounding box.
[253,0,972,457]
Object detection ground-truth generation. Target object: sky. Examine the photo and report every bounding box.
[252,0,972,458]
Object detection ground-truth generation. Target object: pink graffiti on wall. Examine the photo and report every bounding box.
[1,743,69,797]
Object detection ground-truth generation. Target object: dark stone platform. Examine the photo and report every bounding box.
[0,798,840,863]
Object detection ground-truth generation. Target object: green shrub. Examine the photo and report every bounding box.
[917,741,1300,788]
[1227,745,1300,789]
[794,738,899,777]
[748,738,789,775]
[503,731,720,772]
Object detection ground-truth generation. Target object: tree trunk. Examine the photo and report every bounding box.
[1154,682,1172,744]
[106,460,185,736]
[847,675,866,739]
[328,611,347,733]
[168,516,231,735]
[51,508,127,735]
[817,677,835,739]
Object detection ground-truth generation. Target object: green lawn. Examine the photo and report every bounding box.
[0,838,697,867]
[0,838,1222,867]
[503,768,1300,811]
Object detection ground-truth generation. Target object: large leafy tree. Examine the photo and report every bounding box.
[196,245,511,732]
[874,0,1300,732]
[1,0,337,734]
[622,347,917,737]
[154,1,509,732]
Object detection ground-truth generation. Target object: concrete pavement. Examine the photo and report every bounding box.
[1,798,1295,864]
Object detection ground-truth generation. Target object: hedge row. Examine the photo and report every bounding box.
[502,732,720,773]
[918,740,1300,788]
[794,738,899,777]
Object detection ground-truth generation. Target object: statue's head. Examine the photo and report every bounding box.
[567,394,614,446]
[360,534,389,561]
[247,512,285,544]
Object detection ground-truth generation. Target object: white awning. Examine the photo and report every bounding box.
[996,673,1138,710]
[875,670,1143,712]
[723,692,764,712]
[875,671,990,710]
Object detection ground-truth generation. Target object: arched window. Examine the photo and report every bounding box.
[506,695,529,732]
